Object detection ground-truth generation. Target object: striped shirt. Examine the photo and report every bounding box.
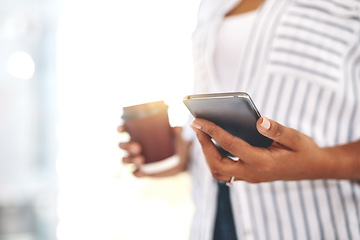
[187,0,360,239]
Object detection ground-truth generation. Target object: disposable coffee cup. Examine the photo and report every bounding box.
[122,101,178,174]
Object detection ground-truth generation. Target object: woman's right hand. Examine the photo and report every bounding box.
[118,125,191,177]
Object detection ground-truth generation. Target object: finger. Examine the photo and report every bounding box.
[119,141,142,156]
[191,118,261,162]
[122,156,145,166]
[191,127,223,167]
[257,117,303,151]
[133,169,146,178]
[192,127,250,177]
[172,126,182,136]
[118,125,126,133]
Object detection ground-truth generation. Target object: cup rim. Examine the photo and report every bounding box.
[122,101,168,121]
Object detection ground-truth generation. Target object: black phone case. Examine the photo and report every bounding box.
[183,92,272,148]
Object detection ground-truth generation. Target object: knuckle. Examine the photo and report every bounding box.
[211,161,222,173]
[130,142,142,154]
[208,156,224,172]
[195,129,210,143]
[122,156,130,163]
[205,124,217,136]
[195,130,202,140]
[221,136,237,152]
[273,124,283,138]
[119,142,126,149]
[211,171,222,180]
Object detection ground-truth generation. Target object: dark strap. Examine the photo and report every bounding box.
[213,181,237,240]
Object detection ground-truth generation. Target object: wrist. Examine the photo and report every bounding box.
[321,142,360,180]
[319,147,338,179]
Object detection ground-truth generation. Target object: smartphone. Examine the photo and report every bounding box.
[183,92,273,150]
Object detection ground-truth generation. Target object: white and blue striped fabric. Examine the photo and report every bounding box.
[188,0,360,239]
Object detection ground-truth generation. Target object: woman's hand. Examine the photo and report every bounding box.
[118,125,191,178]
[190,117,337,183]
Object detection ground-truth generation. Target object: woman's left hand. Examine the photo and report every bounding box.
[190,117,335,183]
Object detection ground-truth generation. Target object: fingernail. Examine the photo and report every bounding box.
[190,121,202,130]
[260,117,271,130]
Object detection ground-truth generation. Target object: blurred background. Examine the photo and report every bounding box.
[0,0,199,239]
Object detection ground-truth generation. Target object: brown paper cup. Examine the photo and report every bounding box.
[122,101,178,174]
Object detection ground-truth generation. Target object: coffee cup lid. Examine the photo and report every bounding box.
[122,101,168,120]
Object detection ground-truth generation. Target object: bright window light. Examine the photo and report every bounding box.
[7,51,35,80]
[56,0,199,239]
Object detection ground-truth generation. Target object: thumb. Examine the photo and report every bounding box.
[257,117,302,150]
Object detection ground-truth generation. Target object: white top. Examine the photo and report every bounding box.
[214,11,257,90]
[189,0,360,239]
